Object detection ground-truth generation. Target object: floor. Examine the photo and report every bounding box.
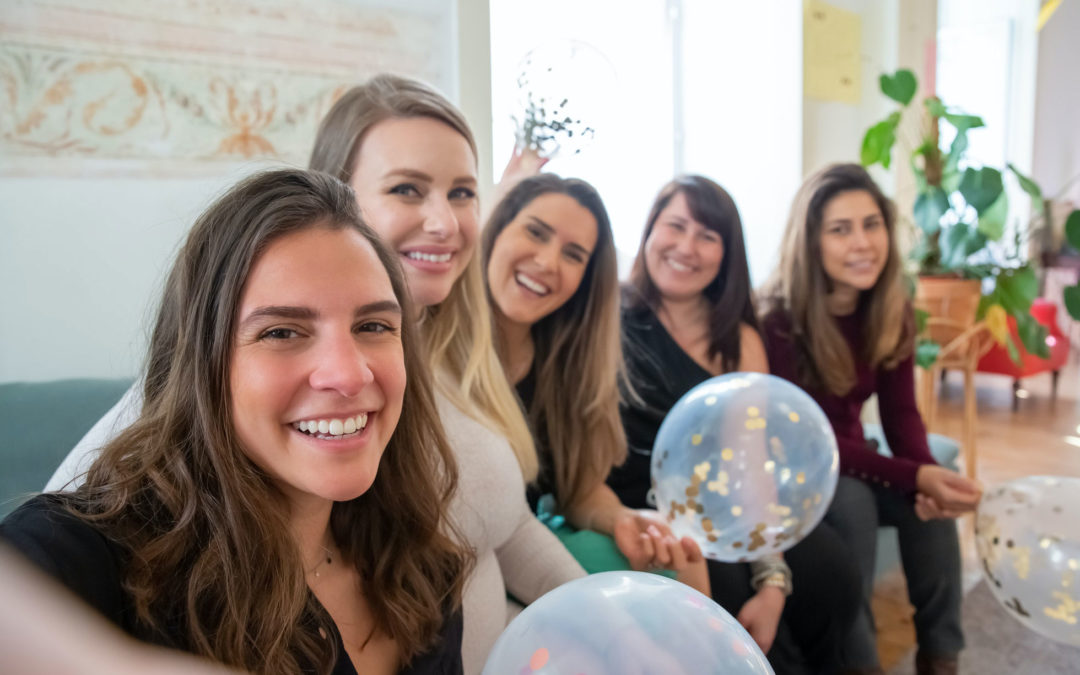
[873,357,1080,671]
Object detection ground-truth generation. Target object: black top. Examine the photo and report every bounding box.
[516,367,557,515]
[608,302,716,509]
[0,495,464,675]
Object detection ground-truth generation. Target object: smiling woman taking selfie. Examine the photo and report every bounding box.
[50,74,583,675]
[2,169,470,674]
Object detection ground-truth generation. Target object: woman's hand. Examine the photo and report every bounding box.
[613,509,703,572]
[915,464,982,514]
[913,492,967,521]
[736,586,785,653]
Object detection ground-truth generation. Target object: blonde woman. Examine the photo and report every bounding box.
[481,174,707,592]
[48,74,584,675]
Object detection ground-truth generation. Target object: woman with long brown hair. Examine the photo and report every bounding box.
[481,174,706,591]
[759,163,981,674]
[2,169,470,674]
[50,74,584,674]
[611,174,860,674]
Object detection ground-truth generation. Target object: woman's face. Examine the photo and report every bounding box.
[229,227,406,508]
[818,189,889,297]
[643,191,724,302]
[349,116,479,309]
[486,192,598,329]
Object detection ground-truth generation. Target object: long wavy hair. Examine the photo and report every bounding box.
[759,163,912,396]
[67,169,470,673]
[309,73,538,480]
[481,175,626,511]
[627,175,759,372]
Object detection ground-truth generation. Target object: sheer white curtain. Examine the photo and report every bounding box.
[489,0,803,282]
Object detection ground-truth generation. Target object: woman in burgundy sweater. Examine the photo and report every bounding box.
[759,163,982,675]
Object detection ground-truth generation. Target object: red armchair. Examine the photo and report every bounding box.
[976,298,1070,410]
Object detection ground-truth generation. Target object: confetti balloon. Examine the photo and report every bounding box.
[482,571,773,675]
[650,372,839,562]
[976,476,1080,646]
[510,39,616,158]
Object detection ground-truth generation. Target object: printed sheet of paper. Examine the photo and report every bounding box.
[804,0,862,104]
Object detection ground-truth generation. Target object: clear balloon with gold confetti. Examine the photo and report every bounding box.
[976,476,1080,646]
[482,571,773,675]
[650,372,839,562]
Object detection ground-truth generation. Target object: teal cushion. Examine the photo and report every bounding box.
[0,378,133,518]
[863,423,960,471]
[862,423,961,579]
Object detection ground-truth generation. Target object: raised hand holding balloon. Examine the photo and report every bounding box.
[651,373,839,562]
[482,571,773,675]
[976,475,1080,646]
[510,39,615,160]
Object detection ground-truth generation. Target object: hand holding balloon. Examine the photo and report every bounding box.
[613,509,703,572]
[482,572,774,675]
[652,373,839,562]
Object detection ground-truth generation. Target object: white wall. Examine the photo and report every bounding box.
[0,1,462,383]
[680,1,804,285]
[0,166,274,382]
[1032,0,1080,202]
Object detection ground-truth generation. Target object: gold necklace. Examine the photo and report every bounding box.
[308,545,333,579]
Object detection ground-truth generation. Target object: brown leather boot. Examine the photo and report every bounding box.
[915,652,958,675]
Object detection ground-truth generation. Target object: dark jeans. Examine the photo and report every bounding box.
[825,476,964,669]
[708,520,861,675]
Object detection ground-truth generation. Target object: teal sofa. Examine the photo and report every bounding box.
[0,378,133,518]
[865,423,961,579]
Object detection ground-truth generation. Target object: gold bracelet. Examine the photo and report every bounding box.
[759,573,793,596]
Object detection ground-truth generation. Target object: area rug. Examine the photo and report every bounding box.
[887,580,1080,674]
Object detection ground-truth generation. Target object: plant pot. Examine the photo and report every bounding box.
[914,277,982,346]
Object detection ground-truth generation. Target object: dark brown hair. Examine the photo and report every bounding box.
[759,163,912,395]
[70,169,469,673]
[627,175,759,373]
[482,174,626,510]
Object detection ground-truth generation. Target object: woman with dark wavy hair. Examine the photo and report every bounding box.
[2,169,471,674]
[611,174,860,674]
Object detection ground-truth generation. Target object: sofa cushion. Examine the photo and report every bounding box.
[0,378,133,518]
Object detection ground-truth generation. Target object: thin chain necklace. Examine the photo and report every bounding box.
[308,545,334,579]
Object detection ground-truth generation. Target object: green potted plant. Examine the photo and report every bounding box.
[861,68,1077,365]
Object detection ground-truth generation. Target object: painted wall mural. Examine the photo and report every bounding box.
[0,0,453,174]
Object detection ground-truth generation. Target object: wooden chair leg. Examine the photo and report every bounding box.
[1012,379,1020,412]
[919,366,938,431]
[1052,370,1060,403]
[963,366,977,479]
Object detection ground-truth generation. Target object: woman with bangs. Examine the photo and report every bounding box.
[759,163,980,675]
[48,74,585,675]
[610,175,860,673]
[3,169,469,674]
[481,174,708,594]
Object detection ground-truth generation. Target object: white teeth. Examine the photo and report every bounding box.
[666,258,691,272]
[295,413,369,437]
[515,273,549,295]
[407,251,452,263]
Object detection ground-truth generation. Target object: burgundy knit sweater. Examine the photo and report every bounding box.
[761,306,937,494]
